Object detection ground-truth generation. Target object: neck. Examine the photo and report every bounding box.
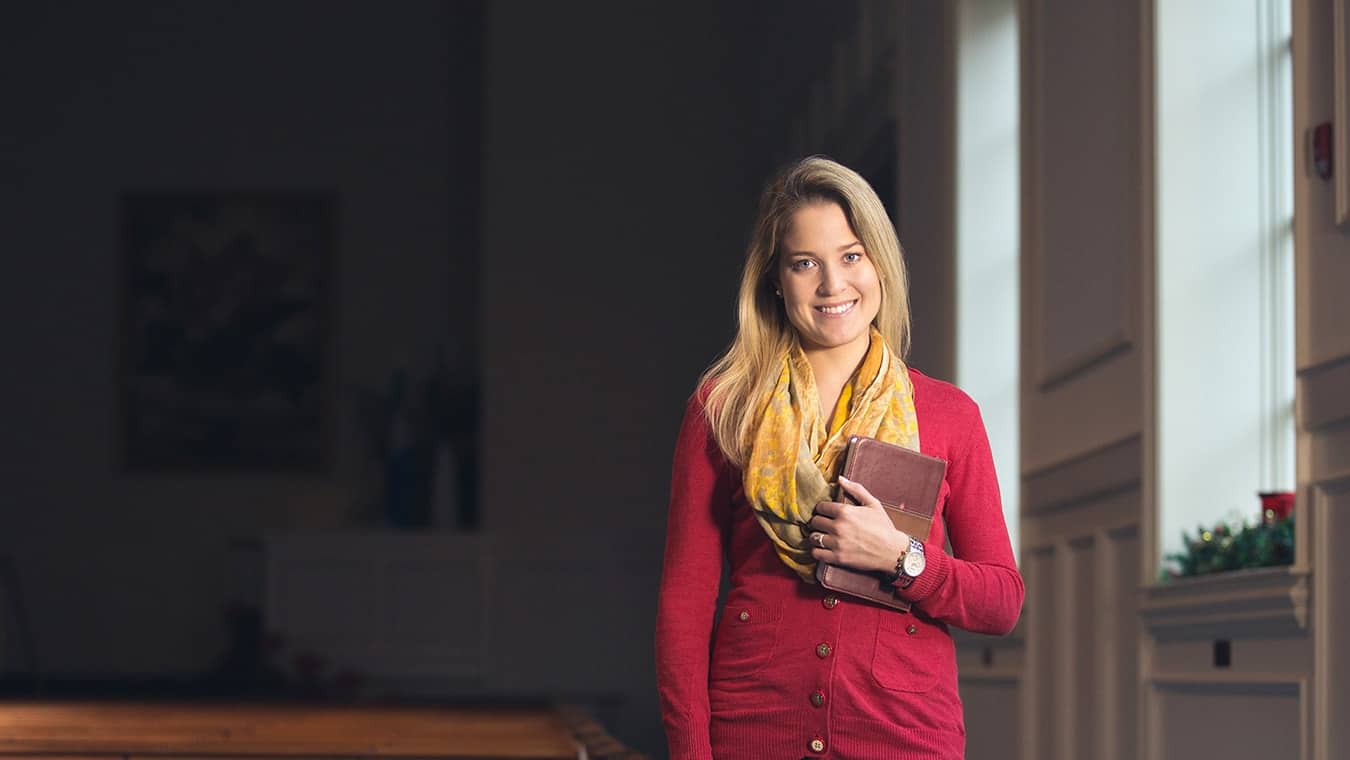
[801,331,872,386]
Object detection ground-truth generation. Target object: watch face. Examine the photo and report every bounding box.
[903,551,926,577]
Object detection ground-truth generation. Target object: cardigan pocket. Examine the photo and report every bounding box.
[871,611,952,693]
[709,598,783,681]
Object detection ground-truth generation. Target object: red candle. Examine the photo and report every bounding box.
[1259,491,1295,522]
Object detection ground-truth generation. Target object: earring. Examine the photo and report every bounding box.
[774,288,782,297]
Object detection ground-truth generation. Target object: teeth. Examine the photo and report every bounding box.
[816,301,856,315]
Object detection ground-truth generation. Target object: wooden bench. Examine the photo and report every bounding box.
[0,701,646,760]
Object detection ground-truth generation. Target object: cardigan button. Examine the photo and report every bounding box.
[810,690,826,707]
[816,643,832,658]
[822,595,839,609]
[907,624,918,635]
[810,737,826,753]
[738,610,750,622]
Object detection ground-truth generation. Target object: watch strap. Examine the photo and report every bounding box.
[894,537,925,588]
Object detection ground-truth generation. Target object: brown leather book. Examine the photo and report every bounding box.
[814,435,947,612]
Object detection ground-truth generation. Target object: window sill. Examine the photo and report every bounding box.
[1139,564,1309,640]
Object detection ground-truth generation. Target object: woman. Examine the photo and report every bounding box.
[655,157,1023,760]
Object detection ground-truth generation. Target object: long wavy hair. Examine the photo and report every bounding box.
[699,156,912,467]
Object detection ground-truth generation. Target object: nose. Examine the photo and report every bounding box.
[816,261,845,296]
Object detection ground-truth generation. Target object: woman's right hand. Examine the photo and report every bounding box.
[808,476,909,574]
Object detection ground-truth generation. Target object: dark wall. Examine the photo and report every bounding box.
[0,0,479,674]
[1,0,757,754]
[477,2,755,754]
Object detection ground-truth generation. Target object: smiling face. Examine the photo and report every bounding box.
[775,201,883,356]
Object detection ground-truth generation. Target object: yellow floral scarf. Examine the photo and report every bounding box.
[743,328,920,581]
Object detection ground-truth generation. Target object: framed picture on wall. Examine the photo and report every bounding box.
[118,191,336,473]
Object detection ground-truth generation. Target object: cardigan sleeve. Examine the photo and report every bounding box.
[654,393,732,760]
[893,400,1024,635]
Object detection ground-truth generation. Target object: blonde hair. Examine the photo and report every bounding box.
[699,156,912,467]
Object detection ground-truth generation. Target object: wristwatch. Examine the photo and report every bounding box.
[894,537,926,589]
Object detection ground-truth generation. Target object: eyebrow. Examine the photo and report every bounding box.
[785,241,863,257]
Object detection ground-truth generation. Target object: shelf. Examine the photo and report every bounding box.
[1139,565,1309,640]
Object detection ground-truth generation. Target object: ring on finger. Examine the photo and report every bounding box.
[812,532,827,549]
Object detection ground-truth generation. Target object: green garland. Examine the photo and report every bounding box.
[1160,515,1294,580]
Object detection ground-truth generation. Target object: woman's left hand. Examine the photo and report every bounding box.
[808,476,909,574]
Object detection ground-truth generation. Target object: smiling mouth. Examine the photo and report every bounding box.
[815,300,857,316]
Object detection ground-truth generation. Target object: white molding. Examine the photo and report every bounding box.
[1256,0,1297,492]
[1037,330,1134,391]
[1334,0,1349,226]
[1023,0,1138,394]
[1021,507,1138,555]
[1293,0,1316,371]
[1139,565,1310,640]
[1299,355,1350,431]
[1148,671,1306,690]
[1022,0,1046,395]
[1053,536,1076,760]
[952,626,1026,649]
[1312,481,1332,760]
[1308,419,1350,483]
[1139,0,1161,666]
[1018,535,1047,760]
[1144,674,1309,760]
[960,668,1023,685]
[1312,477,1350,760]
[1024,523,1118,551]
[1138,0,1159,585]
[1023,433,1141,514]
[1022,12,1136,392]
[1138,26,1159,760]
[1095,527,1120,760]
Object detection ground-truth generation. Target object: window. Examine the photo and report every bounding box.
[1155,0,1295,568]
[956,0,1021,558]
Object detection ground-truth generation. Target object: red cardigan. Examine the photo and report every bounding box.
[655,369,1024,760]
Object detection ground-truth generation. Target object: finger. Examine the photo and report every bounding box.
[838,476,882,508]
[811,547,839,564]
[808,514,838,533]
[813,501,843,519]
